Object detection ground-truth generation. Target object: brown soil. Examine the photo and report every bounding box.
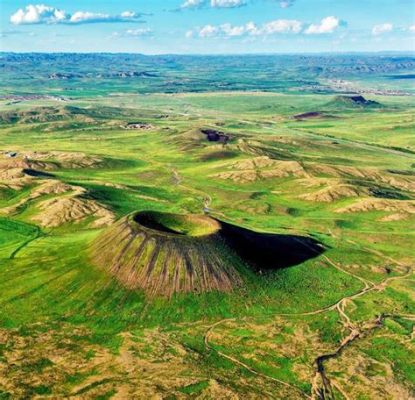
[32,180,84,197]
[0,168,32,189]
[309,164,415,193]
[309,164,369,179]
[0,322,266,399]
[300,184,363,202]
[213,157,308,183]
[32,196,115,228]
[1,180,85,215]
[0,159,114,227]
[379,213,410,222]
[212,170,259,183]
[0,158,54,171]
[230,156,279,170]
[124,122,154,130]
[0,157,56,189]
[336,198,415,215]
[24,151,103,169]
[0,152,103,190]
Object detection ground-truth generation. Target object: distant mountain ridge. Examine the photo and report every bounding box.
[1,53,414,96]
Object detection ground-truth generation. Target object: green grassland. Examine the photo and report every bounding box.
[0,69,414,399]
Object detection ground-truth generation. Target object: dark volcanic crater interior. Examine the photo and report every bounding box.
[201,129,230,143]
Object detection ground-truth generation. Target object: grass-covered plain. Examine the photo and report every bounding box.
[0,67,414,399]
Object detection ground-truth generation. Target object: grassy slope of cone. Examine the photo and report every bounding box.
[90,211,244,296]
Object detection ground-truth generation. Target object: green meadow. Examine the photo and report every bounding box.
[0,55,414,399]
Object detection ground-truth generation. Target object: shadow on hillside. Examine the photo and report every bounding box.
[219,220,326,271]
[22,168,55,178]
[134,212,185,235]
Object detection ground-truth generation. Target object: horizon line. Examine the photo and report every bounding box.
[1,50,414,57]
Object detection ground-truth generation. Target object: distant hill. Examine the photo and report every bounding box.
[1,53,414,96]
[326,95,382,109]
[0,105,158,125]
[0,106,92,124]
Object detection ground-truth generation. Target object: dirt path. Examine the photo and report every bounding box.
[312,312,415,400]
[203,244,413,399]
[308,242,413,399]
[204,318,312,399]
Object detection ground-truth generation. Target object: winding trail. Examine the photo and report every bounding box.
[203,244,413,399]
[204,318,312,399]
[307,237,413,399]
[308,244,413,399]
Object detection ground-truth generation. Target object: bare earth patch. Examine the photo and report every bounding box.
[336,198,415,218]
[23,151,103,169]
[1,180,85,215]
[212,157,308,183]
[32,196,115,228]
[0,158,55,189]
[300,184,363,202]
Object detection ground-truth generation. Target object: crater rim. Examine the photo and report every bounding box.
[131,210,221,238]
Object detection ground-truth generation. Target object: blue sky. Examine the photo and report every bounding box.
[0,0,414,53]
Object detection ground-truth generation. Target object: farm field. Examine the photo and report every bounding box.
[0,53,414,399]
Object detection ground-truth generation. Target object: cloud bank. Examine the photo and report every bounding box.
[124,28,153,37]
[10,4,142,25]
[182,0,247,8]
[181,0,297,8]
[191,19,303,37]
[189,16,344,38]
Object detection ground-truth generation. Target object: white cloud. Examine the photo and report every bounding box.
[191,15,346,38]
[181,0,246,8]
[221,23,247,36]
[121,11,137,18]
[10,5,66,24]
[410,25,415,33]
[69,12,108,24]
[199,24,219,37]
[181,0,205,8]
[125,28,153,37]
[10,4,142,25]
[182,0,296,9]
[211,0,246,7]
[305,16,340,34]
[261,19,302,34]
[372,23,393,35]
[193,19,303,38]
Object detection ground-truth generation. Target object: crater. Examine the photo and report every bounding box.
[91,211,325,296]
[201,128,230,143]
[133,211,220,237]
